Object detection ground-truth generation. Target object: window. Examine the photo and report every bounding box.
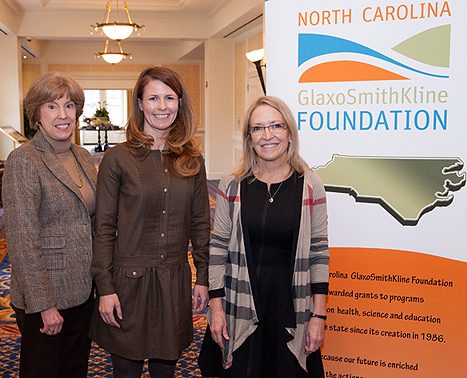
[82,89,128,127]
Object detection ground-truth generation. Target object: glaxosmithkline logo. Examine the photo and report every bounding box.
[298,25,450,83]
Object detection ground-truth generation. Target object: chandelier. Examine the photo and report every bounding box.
[96,40,132,64]
[91,0,144,41]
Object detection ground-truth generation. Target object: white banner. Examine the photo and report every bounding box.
[266,1,467,376]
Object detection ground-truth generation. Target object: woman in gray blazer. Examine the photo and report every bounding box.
[2,72,97,378]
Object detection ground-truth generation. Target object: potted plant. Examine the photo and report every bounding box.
[94,101,110,121]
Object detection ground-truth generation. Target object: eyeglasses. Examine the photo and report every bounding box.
[249,123,288,135]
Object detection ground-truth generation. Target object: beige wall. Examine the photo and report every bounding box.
[204,38,235,178]
[232,28,264,168]
[202,27,263,178]
[22,64,41,95]
[0,35,22,161]
[234,31,263,132]
[0,1,21,35]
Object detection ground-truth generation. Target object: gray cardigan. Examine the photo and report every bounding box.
[2,131,97,313]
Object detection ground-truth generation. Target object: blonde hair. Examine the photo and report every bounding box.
[25,72,85,129]
[126,66,201,177]
[233,96,309,180]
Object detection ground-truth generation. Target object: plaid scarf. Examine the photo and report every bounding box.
[208,169,329,370]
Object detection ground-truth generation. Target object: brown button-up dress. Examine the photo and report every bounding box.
[90,143,210,360]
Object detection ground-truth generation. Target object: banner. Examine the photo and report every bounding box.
[265,1,467,377]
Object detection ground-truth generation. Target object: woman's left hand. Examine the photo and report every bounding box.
[193,285,209,311]
[305,317,325,354]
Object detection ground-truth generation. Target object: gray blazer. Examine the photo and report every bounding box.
[2,131,97,314]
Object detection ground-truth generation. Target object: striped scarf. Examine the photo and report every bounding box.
[208,169,329,370]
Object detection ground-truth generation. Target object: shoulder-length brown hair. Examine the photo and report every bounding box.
[126,66,201,177]
[233,96,309,180]
[25,72,85,129]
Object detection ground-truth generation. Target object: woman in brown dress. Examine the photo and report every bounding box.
[90,66,210,378]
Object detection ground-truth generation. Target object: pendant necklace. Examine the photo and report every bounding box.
[72,153,83,188]
[267,180,284,203]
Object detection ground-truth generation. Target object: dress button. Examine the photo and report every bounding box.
[132,271,137,277]
[160,254,165,259]
[163,187,168,193]
[164,168,168,173]
[162,210,167,215]
[161,233,165,238]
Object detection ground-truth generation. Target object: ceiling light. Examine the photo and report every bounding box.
[91,0,144,41]
[96,40,132,64]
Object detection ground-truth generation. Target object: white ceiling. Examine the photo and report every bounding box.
[2,0,263,62]
[15,0,228,14]
[7,0,262,40]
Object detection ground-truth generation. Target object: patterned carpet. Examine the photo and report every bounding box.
[0,181,220,377]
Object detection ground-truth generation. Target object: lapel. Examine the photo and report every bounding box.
[32,131,95,211]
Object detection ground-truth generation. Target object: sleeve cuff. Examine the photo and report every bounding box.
[95,279,116,297]
[208,288,225,298]
[312,282,329,295]
[196,269,209,287]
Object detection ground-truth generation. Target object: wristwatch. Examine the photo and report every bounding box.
[310,312,327,320]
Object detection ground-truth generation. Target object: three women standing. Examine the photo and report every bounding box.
[3,73,97,377]
[4,69,326,378]
[90,66,211,377]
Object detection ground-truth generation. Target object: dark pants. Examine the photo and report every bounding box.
[111,353,177,378]
[13,294,94,378]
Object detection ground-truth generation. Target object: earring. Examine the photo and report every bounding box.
[35,121,42,128]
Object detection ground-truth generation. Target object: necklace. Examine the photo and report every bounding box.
[72,153,83,188]
[267,180,284,203]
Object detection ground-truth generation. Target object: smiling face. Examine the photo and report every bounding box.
[249,104,290,165]
[39,94,77,141]
[139,79,179,140]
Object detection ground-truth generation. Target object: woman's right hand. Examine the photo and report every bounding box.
[99,293,123,328]
[40,307,64,336]
[209,298,229,350]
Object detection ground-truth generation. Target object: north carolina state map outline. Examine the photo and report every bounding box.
[314,155,466,226]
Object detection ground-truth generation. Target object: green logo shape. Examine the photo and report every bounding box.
[315,155,465,226]
[392,24,451,68]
